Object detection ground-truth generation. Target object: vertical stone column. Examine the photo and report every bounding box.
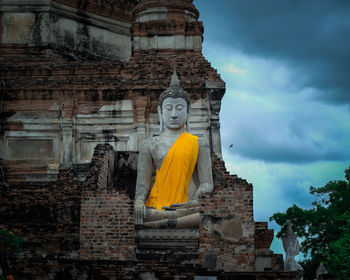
[206,82,225,158]
[134,96,149,144]
[61,119,74,164]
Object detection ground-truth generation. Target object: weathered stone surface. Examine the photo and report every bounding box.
[254,222,282,272]
[137,229,199,249]
[132,0,203,51]
[282,223,304,273]
[202,215,243,242]
[6,258,302,280]
[0,170,81,259]
[0,0,134,61]
[133,0,199,24]
[0,47,223,182]
[1,13,37,43]
[199,155,255,272]
[255,222,274,250]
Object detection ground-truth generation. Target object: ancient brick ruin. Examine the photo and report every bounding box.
[1,0,300,279]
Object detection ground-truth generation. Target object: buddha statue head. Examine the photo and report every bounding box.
[158,70,191,133]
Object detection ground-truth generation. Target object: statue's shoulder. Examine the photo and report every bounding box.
[139,136,161,151]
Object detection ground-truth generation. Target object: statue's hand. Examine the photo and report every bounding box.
[134,199,146,225]
[162,200,199,210]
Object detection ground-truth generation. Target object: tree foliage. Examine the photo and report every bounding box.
[0,226,22,280]
[270,166,350,280]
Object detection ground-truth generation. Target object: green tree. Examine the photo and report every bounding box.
[270,166,350,280]
[0,226,22,280]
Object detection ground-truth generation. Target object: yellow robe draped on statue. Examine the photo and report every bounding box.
[145,132,199,210]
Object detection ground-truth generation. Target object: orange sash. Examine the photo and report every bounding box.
[146,132,198,210]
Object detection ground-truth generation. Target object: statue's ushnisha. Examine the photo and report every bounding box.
[134,70,213,228]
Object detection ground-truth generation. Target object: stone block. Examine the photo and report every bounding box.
[1,1,132,60]
[139,37,149,50]
[255,250,273,272]
[2,12,36,43]
[7,139,54,160]
[157,35,175,49]
[255,222,274,250]
[51,16,78,49]
[202,215,243,242]
[148,35,157,49]
[185,36,194,49]
[194,35,202,50]
[175,35,185,49]
[136,229,199,249]
[133,36,140,49]
[136,7,168,22]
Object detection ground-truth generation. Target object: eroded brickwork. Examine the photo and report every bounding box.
[56,0,138,22]
[0,168,81,259]
[199,156,255,272]
[255,222,274,250]
[80,144,135,260]
[0,143,297,278]
[272,254,285,271]
[8,258,300,280]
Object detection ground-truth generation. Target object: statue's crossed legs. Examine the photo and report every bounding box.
[144,204,200,229]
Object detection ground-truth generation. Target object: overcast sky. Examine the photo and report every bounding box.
[194,0,350,258]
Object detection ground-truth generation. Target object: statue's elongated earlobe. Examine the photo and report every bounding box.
[157,106,163,134]
[186,106,191,132]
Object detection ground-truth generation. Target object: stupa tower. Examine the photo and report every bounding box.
[132,0,203,51]
[126,0,225,158]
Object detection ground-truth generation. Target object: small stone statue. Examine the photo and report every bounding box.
[134,70,214,228]
[282,221,304,272]
[316,262,327,279]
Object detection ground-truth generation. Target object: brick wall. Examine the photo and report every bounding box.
[1,144,301,279]
[199,155,255,272]
[255,222,274,250]
[0,167,81,259]
[56,0,138,22]
[132,21,203,37]
[271,254,284,271]
[80,144,135,260]
[9,259,300,280]
[0,47,223,181]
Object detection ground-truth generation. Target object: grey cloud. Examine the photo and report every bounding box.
[220,104,350,163]
[195,0,350,104]
[232,132,347,163]
[281,181,314,208]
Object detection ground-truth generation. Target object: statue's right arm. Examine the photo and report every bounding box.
[134,139,152,225]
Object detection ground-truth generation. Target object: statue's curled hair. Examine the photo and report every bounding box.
[159,69,191,112]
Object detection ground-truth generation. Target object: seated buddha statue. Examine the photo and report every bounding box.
[134,70,213,228]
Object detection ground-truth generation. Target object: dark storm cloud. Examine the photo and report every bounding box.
[195,0,350,104]
[220,94,350,163]
[232,125,349,163]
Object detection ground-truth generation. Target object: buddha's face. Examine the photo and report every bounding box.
[161,97,188,130]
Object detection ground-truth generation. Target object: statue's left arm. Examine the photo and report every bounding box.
[134,139,153,225]
[192,138,214,200]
